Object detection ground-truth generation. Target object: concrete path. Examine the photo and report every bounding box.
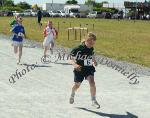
[0,37,150,118]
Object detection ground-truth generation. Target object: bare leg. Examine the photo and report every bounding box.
[86,75,100,108]
[18,45,23,64]
[72,82,81,95]
[50,42,54,54]
[14,46,18,54]
[86,75,96,98]
[14,46,19,64]
[44,46,49,57]
[70,82,81,104]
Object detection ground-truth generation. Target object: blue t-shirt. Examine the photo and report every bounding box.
[12,24,25,42]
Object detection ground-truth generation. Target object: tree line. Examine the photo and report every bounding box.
[0,0,35,11]
[0,0,118,13]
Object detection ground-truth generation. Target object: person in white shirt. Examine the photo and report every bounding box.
[43,21,57,56]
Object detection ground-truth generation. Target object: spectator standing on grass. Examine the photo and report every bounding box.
[37,9,42,28]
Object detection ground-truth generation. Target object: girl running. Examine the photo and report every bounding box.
[43,21,57,56]
[69,32,100,109]
[11,17,26,64]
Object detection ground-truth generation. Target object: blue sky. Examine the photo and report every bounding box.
[14,0,145,5]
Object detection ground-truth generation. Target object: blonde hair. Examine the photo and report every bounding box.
[81,32,96,44]
[47,21,52,25]
[15,15,20,19]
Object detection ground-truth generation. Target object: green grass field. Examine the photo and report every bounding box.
[0,17,150,67]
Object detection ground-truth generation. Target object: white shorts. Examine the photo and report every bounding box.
[12,41,23,47]
[43,36,54,47]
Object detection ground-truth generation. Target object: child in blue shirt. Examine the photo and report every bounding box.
[11,17,26,64]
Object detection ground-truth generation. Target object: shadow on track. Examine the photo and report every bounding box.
[76,107,138,118]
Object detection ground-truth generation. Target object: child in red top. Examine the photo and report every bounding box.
[43,21,58,56]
